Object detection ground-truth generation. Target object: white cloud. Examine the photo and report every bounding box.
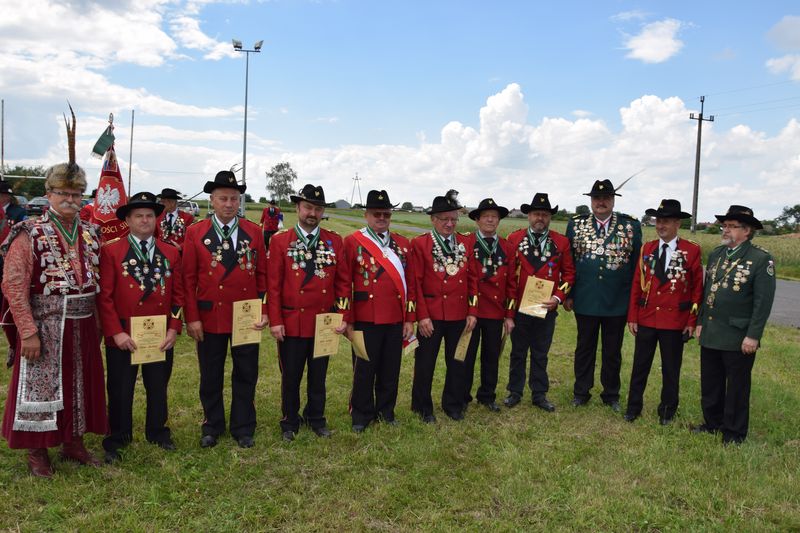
[610,10,649,23]
[314,116,340,124]
[623,19,685,64]
[766,54,800,80]
[169,15,239,60]
[571,109,593,118]
[767,15,800,50]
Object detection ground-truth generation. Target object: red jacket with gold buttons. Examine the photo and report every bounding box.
[464,233,517,319]
[155,210,194,250]
[411,232,478,322]
[182,218,268,334]
[507,228,575,306]
[98,236,184,347]
[627,238,703,330]
[267,227,350,338]
[342,230,416,325]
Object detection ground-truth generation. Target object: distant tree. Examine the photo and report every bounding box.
[775,204,800,232]
[244,193,254,203]
[4,165,47,198]
[258,196,267,204]
[575,204,590,216]
[401,201,414,211]
[266,162,298,203]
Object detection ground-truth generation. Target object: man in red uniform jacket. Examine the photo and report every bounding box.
[259,198,282,250]
[155,188,194,251]
[183,171,268,449]
[342,190,416,432]
[268,184,349,441]
[97,192,184,463]
[625,199,703,425]
[411,191,478,423]
[504,193,575,412]
[463,198,517,413]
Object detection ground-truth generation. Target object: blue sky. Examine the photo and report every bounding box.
[1,1,799,220]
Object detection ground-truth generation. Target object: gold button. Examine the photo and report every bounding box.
[158,303,163,307]
[322,289,327,294]
[369,294,374,299]
[443,295,448,299]
[300,290,304,294]
[656,306,660,311]
[657,292,661,295]
[493,295,498,299]
[208,272,212,276]
[300,308,305,312]
[138,302,143,306]
[459,279,463,283]
[129,284,134,288]
[709,316,713,321]
[397,295,401,299]
[599,275,603,279]
[218,302,222,306]
[219,285,223,289]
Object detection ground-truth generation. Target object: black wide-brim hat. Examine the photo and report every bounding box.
[116,191,165,220]
[584,179,621,197]
[645,199,691,219]
[426,193,461,215]
[0,181,12,194]
[521,193,558,215]
[365,189,398,209]
[469,198,509,220]
[203,170,246,194]
[290,184,330,207]
[157,188,182,200]
[715,205,763,230]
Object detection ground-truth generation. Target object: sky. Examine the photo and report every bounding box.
[1,0,799,221]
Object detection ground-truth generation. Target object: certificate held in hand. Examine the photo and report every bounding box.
[313,313,343,358]
[519,276,554,319]
[130,315,167,365]
[232,299,262,347]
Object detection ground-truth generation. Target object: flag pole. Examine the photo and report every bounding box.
[127,109,134,195]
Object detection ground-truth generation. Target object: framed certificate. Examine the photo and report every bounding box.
[130,315,167,365]
[518,277,554,319]
[313,313,343,358]
[402,335,419,356]
[350,330,369,361]
[232,299,262,347]
[453,326,473,362]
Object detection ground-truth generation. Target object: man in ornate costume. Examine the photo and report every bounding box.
[259,198,283,250]
[1,108,107,477]
[156,188,194,251]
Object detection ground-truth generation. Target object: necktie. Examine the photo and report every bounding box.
[484,237,495,246]
[140,239,149,262]
[378,232,386,244]
[598,222,606,238]
[532,233,542,250]
[222,224,230,238]
[655,243,669,283]
[167,213,174,228]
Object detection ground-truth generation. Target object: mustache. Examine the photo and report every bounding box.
[58,201,81,210]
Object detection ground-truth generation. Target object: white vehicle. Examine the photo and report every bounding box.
[178,200,200,217]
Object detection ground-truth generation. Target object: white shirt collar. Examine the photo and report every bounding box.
[658,236,678,251]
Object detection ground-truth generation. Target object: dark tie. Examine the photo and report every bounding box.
[484,237,495,246]
[598,223,606,238]
[167,213,174,228]
[378,232,386,244]
[140,239,149,258]
[655,243,669,283]
[532,233,542,250]
[222,224,230,238]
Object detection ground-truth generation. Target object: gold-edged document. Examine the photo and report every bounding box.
[232,299,262,347]
[313,313,343,358]
[454,326,473,362]
[130,315,167,365]
[403,335,419,356]
[518,277,554,319]
[350,330,369,361]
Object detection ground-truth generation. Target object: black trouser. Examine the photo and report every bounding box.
[350,322,403,426]
[278,336,329,432]
[700,347,756,443]
[626,326,684,419]
[573,313,627,403]
[197,333,259,439]
[507,310,557,401]
[103,346,174,452]
[411,319,466,417]
[263,230,277,250]
[463,318,503,406]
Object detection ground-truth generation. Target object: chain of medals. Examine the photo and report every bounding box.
[474,232,504,276]
[36,211,100,295]
[122,235,171,293]
[288,225,335,278]
[205,217,253,270]
[431,230,466,276]
[706,247,752,307]
[645,244,689,293]
[571,213,634,270]
[160,212,186,242]
[355,230,408,287]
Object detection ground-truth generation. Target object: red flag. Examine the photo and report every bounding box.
[92,145,129,242]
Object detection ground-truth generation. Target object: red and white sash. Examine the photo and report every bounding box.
[353,228,407,304]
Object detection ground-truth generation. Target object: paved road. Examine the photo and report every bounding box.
[327,212,798,328]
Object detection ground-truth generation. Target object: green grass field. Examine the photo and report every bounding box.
[1,205,798,531]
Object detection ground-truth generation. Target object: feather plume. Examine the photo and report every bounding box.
[445,189,461,207]
[616,169,645,192]
[63,103,77,166]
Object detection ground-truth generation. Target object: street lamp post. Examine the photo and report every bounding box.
[232,39,263,191]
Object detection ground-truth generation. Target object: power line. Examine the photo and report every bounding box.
[712,95,800,112]
[714,102,800,118]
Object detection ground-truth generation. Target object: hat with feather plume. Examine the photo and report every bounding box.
[45,104,87,192]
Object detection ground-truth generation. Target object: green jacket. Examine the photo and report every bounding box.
[566,212,642,316]
[698,240,776,351]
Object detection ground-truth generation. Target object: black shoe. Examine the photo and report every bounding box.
[383,419,399,427]
[157,439,176,451]
[312,426,332,438]
[445,410,464,421]
[604,400,621,413]
[571,397,588,407]
[623,413,639,423]
[533,398,556,412]
[200,435,218,448]
[237,435,255,448]
[352,424,366,433]
[104,449,121,464]
[479,401,502,413]
[282,430,296,442]
[503,394,522,408]
[659,416,673,426]
[691,423,718,435]
[421,413,437,424]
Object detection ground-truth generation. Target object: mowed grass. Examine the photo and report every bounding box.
[1,206,796,530]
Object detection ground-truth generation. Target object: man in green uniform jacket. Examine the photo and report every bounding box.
[694,205,776,444]
[564,179,642,410]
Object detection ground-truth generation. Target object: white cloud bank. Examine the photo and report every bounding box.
[623,18,685,64]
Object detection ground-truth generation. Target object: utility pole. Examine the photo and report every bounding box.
[350,172,363,207]
[1,99,5,179]
[689,95,714,234]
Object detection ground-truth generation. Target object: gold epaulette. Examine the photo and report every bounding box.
[468,295,478,307]
[406,301,416,313]
[335,296,350,311]
[752,244,771,255]
[102,237,122,247]
[690,303,699,315]
[505,298,516,310]
[170,306,183,320]
[559,282,571,295]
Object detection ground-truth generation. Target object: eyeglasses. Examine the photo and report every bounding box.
[50,191,83,200]
[370,212,392,219]
[720,224,744,231]
[434,216,458,224]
